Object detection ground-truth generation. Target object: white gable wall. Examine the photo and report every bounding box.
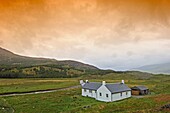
[111,91,131,101]
[82,89,97,98]
[96,85,111,102]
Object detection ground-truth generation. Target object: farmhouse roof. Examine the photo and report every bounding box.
[105,83,131,93]
[82,82,102,90]
[131,86,148,90]
[82,81,131,93]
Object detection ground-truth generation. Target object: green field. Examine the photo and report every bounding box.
[0,78,78,94]
[0,74,170,113]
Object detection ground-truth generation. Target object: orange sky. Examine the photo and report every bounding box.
[0,0,170,70]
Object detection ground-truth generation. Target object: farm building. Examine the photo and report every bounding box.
[131,86,149,95]
[80,80,131,102]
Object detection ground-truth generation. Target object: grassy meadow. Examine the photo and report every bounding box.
[0,74,169,113]
[0,78,78,94]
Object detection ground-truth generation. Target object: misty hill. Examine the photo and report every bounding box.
[0,47,156,78]
[134,63,170,74]
[0,47,98,70]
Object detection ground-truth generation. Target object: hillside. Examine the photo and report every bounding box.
[0,47,155,78]
[0,47,107,78]
[0,47,98,70]
[134,63,170,74]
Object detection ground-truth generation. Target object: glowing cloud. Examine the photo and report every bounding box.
[0,0,170,70]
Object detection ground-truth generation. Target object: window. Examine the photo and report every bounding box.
[89,90,92,93]
[106,94,109,98]
[84,89,86,92]
[120,92,122,96]
[100,93,102,96]
[126,92,128,95]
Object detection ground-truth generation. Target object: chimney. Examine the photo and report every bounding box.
[102,81,106,85]
[80,80,84,84]
[80,80,85,86]
[85,80,89,83]
[121,80,125,84]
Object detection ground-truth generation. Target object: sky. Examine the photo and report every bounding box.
[0,0,170,70]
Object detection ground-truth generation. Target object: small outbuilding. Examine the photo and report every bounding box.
[131,86,149,95]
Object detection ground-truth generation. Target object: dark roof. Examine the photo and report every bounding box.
[82,82,131,93]
[82,82,102,90]
[105,83,131,93]
[131,86,148,90]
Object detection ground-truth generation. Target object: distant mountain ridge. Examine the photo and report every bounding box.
[0,47,98,70]
[0,47,159,78]
[134,63,170,74]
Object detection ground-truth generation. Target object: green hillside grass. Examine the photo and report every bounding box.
[0,64,155,79]
[1,89,169,113]
[0,78,78,94]
[0,47,98,70]
[0,64,115,78]
[0,74,169,113]
[0,65,84,78]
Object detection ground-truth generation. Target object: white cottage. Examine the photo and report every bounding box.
[80,80,131,102]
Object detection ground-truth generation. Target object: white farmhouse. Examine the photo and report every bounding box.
[80,80,131,102]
